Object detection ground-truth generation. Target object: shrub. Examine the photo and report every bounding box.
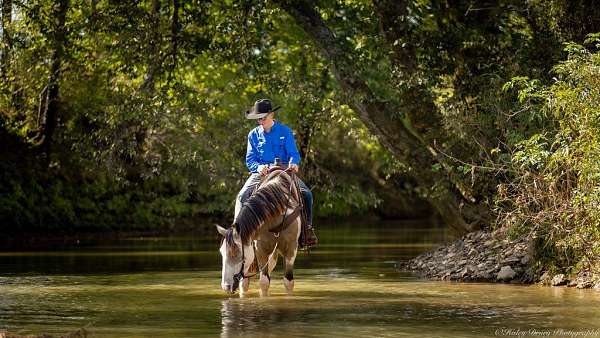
[497,35,600,274]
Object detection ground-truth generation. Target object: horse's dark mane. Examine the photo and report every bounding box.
[235,172,292,245]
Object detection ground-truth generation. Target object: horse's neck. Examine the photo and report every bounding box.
[235,172,299,237]
[234,202,295,237]
[263,213,286,232]
[264,184,300,233]
[235,209,284,234]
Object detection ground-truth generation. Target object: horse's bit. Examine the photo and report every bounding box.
[232,240,278,291]
[232,166,296,291]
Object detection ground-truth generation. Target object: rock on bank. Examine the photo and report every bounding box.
[401,231,600,288]
[401,230,534,283]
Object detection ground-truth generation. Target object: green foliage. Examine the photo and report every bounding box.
[317,185,381,217]
[0,0,398,232]
[2,0,600,270]
[496,37,600,273]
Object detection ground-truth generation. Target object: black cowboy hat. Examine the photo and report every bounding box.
[245,99,281,119]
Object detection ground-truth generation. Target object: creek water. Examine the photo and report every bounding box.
[1,220,599,338]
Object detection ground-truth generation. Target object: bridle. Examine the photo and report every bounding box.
[231,241,256,291]
[231,240,280,291]
[231,167,296,291]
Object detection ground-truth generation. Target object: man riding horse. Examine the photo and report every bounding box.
[236,99,317,248]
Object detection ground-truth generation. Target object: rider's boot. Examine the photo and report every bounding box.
[304,224,318,248]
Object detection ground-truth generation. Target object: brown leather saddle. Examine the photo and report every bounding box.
[250,166,309,244]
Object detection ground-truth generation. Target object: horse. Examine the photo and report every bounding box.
[216,168,303,297]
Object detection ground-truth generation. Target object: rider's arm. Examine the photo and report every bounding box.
[245,133,261,173]
[285,127,301,166]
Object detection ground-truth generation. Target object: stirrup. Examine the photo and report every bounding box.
[300,226,318,249]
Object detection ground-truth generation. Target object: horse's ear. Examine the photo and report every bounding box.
[215,224,228,236]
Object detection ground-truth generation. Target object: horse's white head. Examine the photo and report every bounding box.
[216,224,255,294]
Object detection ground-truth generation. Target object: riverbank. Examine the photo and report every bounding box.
[401,230,600,289]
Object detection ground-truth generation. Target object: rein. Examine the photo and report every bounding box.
[232,243,255,289]
[232,240,278,289]
[265,166,298,235]
[231,167,297,290]
[240,166,299,235]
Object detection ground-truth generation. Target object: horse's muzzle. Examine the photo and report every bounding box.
[222,283,236,294]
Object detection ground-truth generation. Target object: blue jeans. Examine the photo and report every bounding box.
[236,173,313,226]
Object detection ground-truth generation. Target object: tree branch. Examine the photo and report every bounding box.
[275,0,477,234]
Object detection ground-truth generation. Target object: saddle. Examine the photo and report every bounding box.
[251,165,312,248]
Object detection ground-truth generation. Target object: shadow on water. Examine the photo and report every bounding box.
[0,219,445,275]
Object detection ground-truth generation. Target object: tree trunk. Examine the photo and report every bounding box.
[124,0,173,183]
[276,0,478,234]
[2,0,24,110]
[167,0,179,82]
[372,0,443,137]
[141,0,162,92]
[296,56,321,166]
[296,96,312,162]
[1,0,12,83]
[41,0,68,163]
[90,0,99,23]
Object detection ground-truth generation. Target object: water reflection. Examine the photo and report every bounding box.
[2,220,600,337]
[218,279,600,338]
[219,297,323,338]
[220,299,266,338]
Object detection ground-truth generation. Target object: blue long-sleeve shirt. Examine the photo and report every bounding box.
[245,121,301,173]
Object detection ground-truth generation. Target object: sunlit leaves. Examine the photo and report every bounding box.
[498,37,600,273]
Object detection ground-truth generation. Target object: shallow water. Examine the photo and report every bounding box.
[1,220,599,337]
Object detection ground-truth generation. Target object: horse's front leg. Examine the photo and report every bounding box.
[256,239,276,297]
[283,221,300,296]
[258,253,278,297]
[283,248,297,296]
[239,277,250,297]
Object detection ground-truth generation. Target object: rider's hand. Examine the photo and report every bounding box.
[289,164,299,173]
[258,165,269,176]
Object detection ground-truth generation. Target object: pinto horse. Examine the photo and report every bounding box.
[216,168,303,297]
